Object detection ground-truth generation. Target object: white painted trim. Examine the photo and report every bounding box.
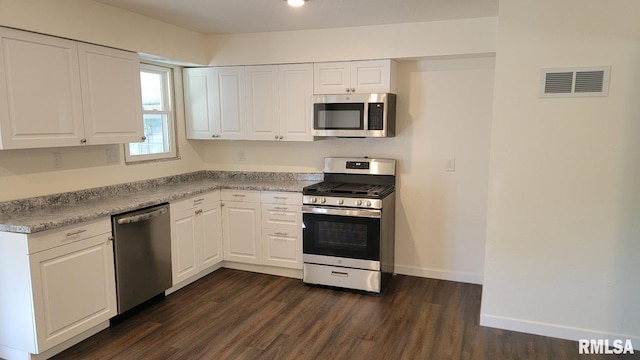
[394,265,483,285]
[480,314,640,351]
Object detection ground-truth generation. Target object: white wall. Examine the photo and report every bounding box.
[481,0,640,346]
[202,58,495,284]
[207,17,497,65]
[0,0,207,201]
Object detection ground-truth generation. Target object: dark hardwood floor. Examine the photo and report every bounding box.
[52,269,637,360]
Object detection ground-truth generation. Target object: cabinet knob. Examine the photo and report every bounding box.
[351,88,355,93]
[346,87,350,93]
[80,138,87,144]
[141,135,147,141]
[275,135,279,140]
[279,135,284,140]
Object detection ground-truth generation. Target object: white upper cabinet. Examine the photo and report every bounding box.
[184,67,219,139]
[245,63,313,141]
[186,63,313,142]
[184,66,246,140]
[78,43,144,145]
[0,28,84,149]
[278,63,313,141]
[246,65,279,141]
[313,59,397,95]
[0,27,144,150]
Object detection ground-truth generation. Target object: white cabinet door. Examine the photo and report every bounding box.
[170,193,222,285]
[246,65,279,140]
[261,202,302,269]
[278,63,313,141]
[0,27,84,149]
[313,59,397,95]
[222,200,262,264]
[200,203,223,268]
[78,43,144,145]
[313,61,350,95]
[217,66,246,139]
[350,59,396,94]
[171,207,199,284]
[184,67,219,139]
[0,27,144,150]
[29,233,116,352]
[263,231,302,269]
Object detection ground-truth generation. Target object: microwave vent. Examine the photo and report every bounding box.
[539,66,610,98]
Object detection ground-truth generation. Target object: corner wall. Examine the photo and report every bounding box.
[481,0,640,346]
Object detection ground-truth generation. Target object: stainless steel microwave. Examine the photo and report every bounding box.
[312,93,396,137]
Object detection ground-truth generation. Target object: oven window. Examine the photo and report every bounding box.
[314,103,364,130]
[303,213,380,260]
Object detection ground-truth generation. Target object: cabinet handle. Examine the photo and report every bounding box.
[66,229,87,237]
[80,138,87,144]
[272,232,288,237]
[195,209,203,215]
[273,206,288,211]
[193,198,205,203]
[232,194,246,198]
[274,196,288,200]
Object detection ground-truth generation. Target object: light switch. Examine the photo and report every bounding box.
[446,157,456,172]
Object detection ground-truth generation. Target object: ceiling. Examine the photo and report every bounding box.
[94,0,499,35]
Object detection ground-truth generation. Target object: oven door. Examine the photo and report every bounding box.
[302,206,381,266]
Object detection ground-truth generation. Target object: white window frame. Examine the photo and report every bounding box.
[125,63,178,163]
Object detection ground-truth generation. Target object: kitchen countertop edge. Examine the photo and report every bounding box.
[0,172,321,234]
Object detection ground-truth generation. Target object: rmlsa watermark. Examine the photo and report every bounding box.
[578,339,635,355]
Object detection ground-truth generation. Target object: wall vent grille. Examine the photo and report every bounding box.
[540,66,610,98]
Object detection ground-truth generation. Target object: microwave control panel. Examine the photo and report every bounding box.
[368,103,384,130]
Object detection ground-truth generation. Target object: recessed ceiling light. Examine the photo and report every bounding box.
[286,0,306,7]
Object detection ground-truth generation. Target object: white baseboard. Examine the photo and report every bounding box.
[480,314,640,351]
[394,264,483,285]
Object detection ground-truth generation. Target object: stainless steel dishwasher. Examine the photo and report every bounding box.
[112,203,172,314]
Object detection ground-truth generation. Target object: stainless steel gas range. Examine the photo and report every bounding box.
[302,157,396,293]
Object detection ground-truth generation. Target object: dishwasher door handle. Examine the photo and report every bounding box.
[117,207,168,225]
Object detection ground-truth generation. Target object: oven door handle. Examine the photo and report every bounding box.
[302,205,381,218]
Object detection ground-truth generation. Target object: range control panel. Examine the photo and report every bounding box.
[345,161,370,170]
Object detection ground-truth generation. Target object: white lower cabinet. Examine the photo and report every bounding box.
[0,219,117,358]
[221,190,302,269]
[170,191,222,285]
[221,190,262,264]
[261,191,303,269]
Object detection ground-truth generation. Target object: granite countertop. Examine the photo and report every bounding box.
[0,171,322,234]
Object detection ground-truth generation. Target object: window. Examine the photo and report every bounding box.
[125,63,177,162]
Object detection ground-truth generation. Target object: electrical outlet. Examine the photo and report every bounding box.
[52,152,62,169]
[238,150,245,162]
[106,147,120,164]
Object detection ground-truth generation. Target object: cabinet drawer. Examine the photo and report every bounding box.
[27,218,111,255]
[171,191,220,213]
[221,189,261,203]
[260,191,302,205]
[262,205,301,229]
